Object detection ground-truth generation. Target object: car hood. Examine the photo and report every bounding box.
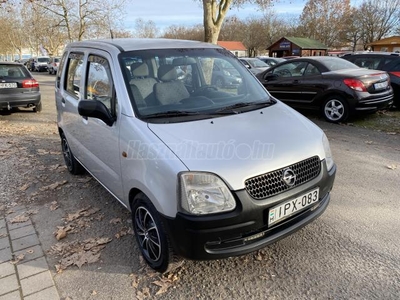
[148,102,326,190]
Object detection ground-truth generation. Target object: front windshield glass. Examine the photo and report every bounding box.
[119,48,271,122]
[320,58,359,71]
[249,59,268,68]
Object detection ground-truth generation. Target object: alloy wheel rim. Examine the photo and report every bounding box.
[135,206,161,262]
[325,99,344,121]
[62,138,73,169]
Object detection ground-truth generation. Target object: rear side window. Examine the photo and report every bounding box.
[65,53,84,99]
[392,62,400,71]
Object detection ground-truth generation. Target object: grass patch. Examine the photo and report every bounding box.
[349,109,400,133]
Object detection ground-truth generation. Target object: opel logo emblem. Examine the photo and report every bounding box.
[282,168,296,187]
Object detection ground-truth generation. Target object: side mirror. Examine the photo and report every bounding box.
[264,73,278,81]
[78,99,115,126]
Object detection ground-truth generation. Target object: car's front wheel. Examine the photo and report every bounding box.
[60,133,84,175]
[131,193,181,273]
[322,96,349,123]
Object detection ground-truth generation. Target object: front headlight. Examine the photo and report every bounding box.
[179,172,236,215]
[322,133,334,171]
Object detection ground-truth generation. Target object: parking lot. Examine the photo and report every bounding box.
[1,73,399,299]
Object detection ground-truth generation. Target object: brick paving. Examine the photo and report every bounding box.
[0,206,60,300]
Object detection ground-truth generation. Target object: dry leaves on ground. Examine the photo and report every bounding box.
[115,227,134,239]
[9,214,29,224]
[387,165,397,170]
[0,233,8,238]
[152,273,179,295]
[51,237,112,272]
[50,201,59,211]
[10,253,25,264]
[19,183,31,191]
[136,287,151,300]
[65,206,100,222]
[109,218,122,225]
[39,180,68,191]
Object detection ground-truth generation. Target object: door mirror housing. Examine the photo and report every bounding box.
[264,73,278,81]
[78,100,115,126]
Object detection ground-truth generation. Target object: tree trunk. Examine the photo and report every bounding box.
[203,0,231,44]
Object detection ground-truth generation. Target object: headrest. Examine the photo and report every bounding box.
[131,63,149,77]
[173,57,196,66]
[158,64,177,81]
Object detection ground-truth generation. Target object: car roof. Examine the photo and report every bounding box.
[342,52,400,57]
[0,62,23,66]
[66,38,221,52]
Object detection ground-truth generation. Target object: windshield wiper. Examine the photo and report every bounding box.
[143,110,201,119]
[214,101,274,114]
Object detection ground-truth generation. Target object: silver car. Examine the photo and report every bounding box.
[55,38,336,273]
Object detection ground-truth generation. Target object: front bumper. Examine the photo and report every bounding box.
[161,161,336,260]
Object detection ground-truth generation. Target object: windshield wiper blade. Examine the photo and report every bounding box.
[215,101,273,113]
[143,110,201,119]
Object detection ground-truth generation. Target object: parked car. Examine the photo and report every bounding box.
[256,56,393,122]
[341,52,400,108]
[0,62,41,112]
[239,57,269,74]
[257,56,285,67]
[33,56,50,72]
[47,57,60,75]
[55,38,336,273]
[210,58,242,88]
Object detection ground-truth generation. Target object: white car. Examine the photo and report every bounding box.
[47,57,60,75]
[55,38,336,273]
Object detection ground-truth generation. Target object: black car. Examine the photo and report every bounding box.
[341,52,400,108]
[256,56,393,122]
[0,62,41,112]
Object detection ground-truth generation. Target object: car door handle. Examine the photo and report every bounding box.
[61,98,66,107]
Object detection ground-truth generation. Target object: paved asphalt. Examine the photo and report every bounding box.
[0,73,399,299]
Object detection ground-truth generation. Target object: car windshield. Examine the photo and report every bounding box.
[248,59,268,68]
[320,58,359,71]
[38,57,49,62]
[119,48,272,122]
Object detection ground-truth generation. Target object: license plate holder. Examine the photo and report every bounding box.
[268,187,319,226]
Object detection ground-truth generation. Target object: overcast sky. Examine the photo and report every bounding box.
[123,0,306,31]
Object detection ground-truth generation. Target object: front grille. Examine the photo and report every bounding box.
[245,156,321,200]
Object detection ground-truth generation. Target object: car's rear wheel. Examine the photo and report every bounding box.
[33,101,42,113]
[131,193,181,273]
[60,133,84,175]
[322,96,349,123]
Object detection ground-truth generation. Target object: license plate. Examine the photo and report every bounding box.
[0,82,17,88]
[268,187,319,226]
[374,82,387,90]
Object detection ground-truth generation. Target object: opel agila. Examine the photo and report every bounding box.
[55,38,336,272]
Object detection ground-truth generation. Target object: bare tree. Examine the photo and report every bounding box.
[199,0,273,44]
[162,24,204,41]
[133,18,159,38]
[299,0,352,48]
[356,0,400,48]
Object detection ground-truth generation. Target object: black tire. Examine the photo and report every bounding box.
[322,95,349,123]
[215,77,224,88]
[60,133,84,175]
[131,193,181,273]
[33,101,42,113]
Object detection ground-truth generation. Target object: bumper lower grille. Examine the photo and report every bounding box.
[245,156,321,200]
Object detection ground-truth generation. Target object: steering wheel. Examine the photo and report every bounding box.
[277,69,292,77]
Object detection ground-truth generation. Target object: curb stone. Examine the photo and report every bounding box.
[0,206,60,300]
